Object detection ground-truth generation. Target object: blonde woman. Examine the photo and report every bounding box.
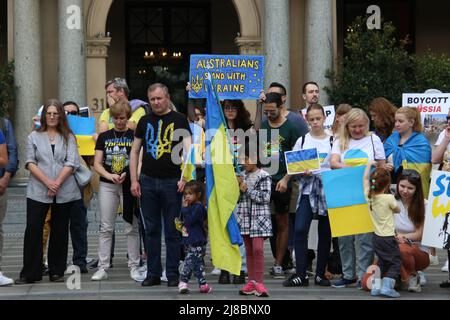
[330,108,386,288]
[384,107,431,197]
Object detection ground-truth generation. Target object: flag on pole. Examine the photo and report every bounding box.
[205,75,242,275]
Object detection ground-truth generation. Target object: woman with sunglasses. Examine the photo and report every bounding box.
[432,110,450,280]
[16,99,81,284]
[394,169,430,292]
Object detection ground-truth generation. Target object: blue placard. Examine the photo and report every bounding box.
[189,54,264,100]
[67,115,95,136]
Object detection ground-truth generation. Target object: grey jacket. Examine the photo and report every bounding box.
[25,131,81,203]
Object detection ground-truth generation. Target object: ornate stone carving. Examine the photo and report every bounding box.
[234,36,262,55]
[86,37,111,58]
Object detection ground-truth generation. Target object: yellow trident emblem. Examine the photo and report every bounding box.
[191,74,203,93]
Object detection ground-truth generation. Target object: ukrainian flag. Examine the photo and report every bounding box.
[385,131,432,197]
[181,145,196,182]
[205,76,242,275]
[67,115,95,156]
[285,148,320,173]
[322,166,374,237]
[343,149,369,167]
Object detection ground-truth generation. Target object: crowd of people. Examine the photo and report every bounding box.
[0,77,448,299]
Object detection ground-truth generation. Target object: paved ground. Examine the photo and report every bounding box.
[0,187,449,300]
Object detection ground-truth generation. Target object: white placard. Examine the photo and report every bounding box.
[422,170,450,249]
[402,93,450,135]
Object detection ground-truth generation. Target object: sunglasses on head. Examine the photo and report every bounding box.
[401,169,420,179]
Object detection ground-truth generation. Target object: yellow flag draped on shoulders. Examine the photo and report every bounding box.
[205,76,242,275]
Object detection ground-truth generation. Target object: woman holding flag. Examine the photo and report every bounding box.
[329,108,386,289]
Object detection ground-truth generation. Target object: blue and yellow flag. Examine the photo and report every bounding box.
[384,131,432,197]
[205,76,242,275]
[67,115,95,156]
[322,166,374,237]
[285,148,320,174]
[181,145,196,182]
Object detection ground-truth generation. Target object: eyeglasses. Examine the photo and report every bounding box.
[224,106,238,111]
[46,112,60,117]
[66,111,79,116]
[263,110,278,115]
[401,169,420,180]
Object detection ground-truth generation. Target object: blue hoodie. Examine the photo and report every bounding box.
[180,203,207,246]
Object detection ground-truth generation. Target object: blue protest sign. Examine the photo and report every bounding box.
[189,54,264,100]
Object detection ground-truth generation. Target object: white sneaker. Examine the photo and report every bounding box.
[130,267,146,282]
[0,272,13,286]
[407,275,422,293]
[429,254,439,266]
[442,259,449,272]
[160,269,168,282]
[417,271,427,286]
[138,265,147,274]
[91,269,108,281]
[210,267,221,276]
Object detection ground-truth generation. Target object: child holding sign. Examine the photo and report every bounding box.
[283,103,333,287]
[363,162,401,298]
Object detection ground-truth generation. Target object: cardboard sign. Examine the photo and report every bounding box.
[189,54,264,100]
[422,170,450,249]
[402,93,450,135]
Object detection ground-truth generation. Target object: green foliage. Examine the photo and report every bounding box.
[325,17,412,109]
[0,61,14,117]
[411,50,450,93]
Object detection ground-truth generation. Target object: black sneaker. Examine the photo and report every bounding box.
[219,270,231,284]
[232,271,246,284]
[282,274,309,287]
[314,275,331,286]
[167,279,179,287]
[141,276,161,286]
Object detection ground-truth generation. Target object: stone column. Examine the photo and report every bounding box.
[86,36,111,125]
[59,0,86,106]
[264,0,290,105]
[305,0,333,105]
[13,0,42,184]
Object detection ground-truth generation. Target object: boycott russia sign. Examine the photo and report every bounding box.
[402,93,450,135]
[189,54,264,100]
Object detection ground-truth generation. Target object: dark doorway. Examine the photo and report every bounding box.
[125,1,211,113]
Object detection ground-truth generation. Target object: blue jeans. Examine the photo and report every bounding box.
[69,198,88,267]
[139,175,182,281]
[338,232,374,281]
[294,195,331,278]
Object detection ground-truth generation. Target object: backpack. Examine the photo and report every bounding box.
[300,134,333,149]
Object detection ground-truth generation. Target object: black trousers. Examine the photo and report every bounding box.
[373,234,401,280]
[20,198,74,280]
